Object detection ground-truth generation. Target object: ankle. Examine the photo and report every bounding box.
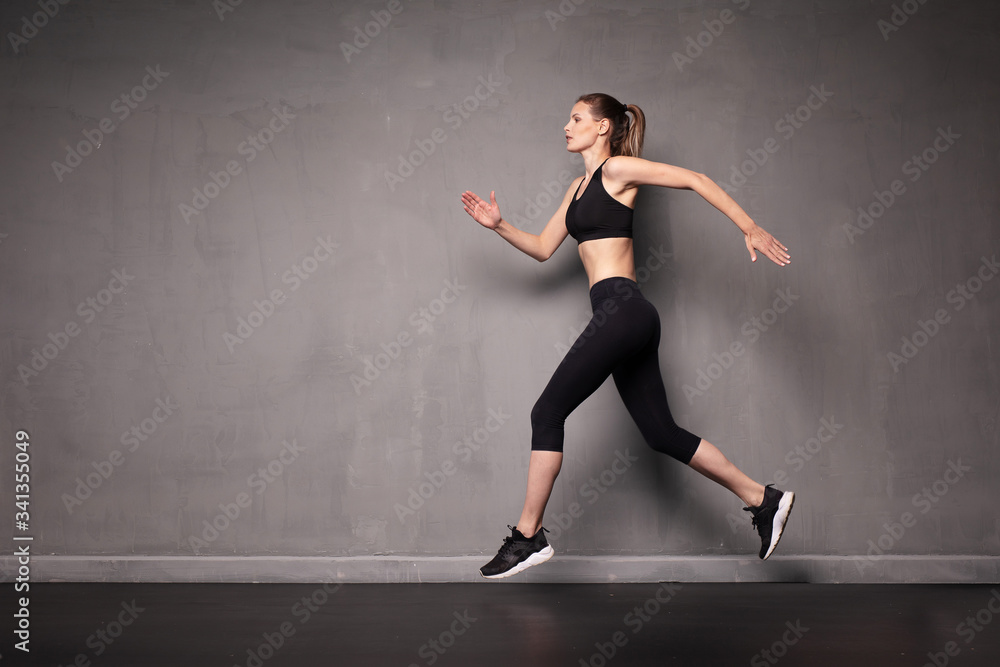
[745,486,766,509]
[516,524,538,538]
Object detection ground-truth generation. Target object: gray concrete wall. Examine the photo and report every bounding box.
[1,0,998,583]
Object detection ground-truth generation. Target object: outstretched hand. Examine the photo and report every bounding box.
[744,224,790,266]
[461,190,502,230]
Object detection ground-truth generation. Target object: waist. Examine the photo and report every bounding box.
[589,276,644,309]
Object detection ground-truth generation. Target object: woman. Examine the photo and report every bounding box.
[460,93,794,579]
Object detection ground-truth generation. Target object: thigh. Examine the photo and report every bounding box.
[611,306,700,463]
[537,297,655,414]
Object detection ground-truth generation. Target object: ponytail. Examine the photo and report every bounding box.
[621,104,645,158]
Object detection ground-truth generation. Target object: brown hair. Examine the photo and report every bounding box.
[576,93,646,157]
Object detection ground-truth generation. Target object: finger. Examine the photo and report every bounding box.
[761,236,788,259]
[490,190,497,207]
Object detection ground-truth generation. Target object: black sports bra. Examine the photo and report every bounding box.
[565,158,634,243]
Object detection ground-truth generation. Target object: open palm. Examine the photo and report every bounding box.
[461,190,502,230]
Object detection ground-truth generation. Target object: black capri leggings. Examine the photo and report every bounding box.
[530,276,701,464]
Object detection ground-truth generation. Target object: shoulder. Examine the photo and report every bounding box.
[602,155,645,179]
[601,155,647,193]
[601,156,699,190]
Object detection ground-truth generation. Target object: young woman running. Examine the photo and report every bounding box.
[461,93,795,579]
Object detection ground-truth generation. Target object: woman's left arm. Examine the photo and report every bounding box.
[607,156,790,266]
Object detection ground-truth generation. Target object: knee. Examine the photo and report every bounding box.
[648,429,701,465]
[530,398,565,453]
[530,396,558,429]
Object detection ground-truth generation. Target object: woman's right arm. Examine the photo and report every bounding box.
[461,177,581,262]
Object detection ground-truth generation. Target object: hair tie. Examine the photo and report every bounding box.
[622,103,629,113]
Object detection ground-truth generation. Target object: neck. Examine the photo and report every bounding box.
[580,146,612,176]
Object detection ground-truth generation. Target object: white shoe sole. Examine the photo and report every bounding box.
[762,491,794,560]
[481,546,554,579]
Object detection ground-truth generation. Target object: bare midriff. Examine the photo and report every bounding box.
[578,237,636,289]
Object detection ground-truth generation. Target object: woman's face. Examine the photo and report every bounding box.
[564,101,608,153]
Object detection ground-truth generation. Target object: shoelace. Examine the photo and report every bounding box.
[744,504,775,532]
[497,536,517,558]
[742,484,777,529]
[497,525,548,558]
[496,525,524,558]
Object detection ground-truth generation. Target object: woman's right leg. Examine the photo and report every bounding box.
[517,286,655,536]
[515,450,562,538]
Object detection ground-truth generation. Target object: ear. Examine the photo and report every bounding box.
[599,118,610,135]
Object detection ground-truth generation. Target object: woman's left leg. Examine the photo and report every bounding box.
[611,313,765,506]
[611,296,793,558]
[687,439,764,509]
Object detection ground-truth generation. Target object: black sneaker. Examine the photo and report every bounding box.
[480,525,554,579]
[744,484,795,560]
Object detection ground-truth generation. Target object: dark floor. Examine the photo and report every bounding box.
[4,583,1000,666]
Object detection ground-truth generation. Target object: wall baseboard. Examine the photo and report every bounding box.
[2,555,999,584]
